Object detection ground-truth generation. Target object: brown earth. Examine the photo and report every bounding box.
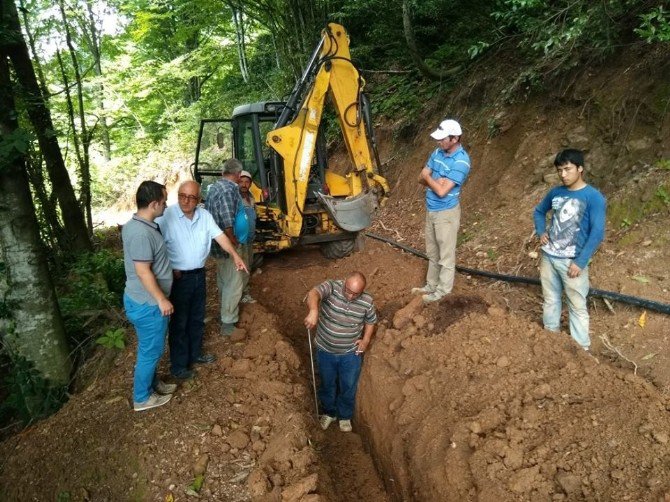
[2,43,670,501]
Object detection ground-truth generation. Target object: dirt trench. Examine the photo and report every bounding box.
[258,239,670,501]
[2,237,670,501]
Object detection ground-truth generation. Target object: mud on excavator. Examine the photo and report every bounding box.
[193,23,389,259]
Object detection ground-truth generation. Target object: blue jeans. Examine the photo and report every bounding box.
[169,270,206,375]
[317,349,362,420]
[540,254,590,348]
[124,294,168,402]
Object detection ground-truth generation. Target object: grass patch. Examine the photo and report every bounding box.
[608,180,670,230]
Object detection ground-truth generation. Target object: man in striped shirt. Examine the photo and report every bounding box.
[304,271,377,433]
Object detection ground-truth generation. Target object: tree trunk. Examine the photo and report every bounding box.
[84,0,111,161]
[2,0,92,253]
[0,50,72,388]
[58,0,93,235]
[402,0,461,81]
[228,2,249,83]
[25,152,67,256]
[18,0,48,97]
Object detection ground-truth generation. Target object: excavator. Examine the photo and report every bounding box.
[193,23,389,259]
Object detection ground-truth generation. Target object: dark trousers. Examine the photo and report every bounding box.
[317,348,362,420]
[169,270,206,375]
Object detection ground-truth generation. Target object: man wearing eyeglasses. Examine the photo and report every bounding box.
[413,119,471,303]
[304,272,377,433]
[156,180,246,380]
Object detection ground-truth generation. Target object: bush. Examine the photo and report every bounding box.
[0,349,68,425]
[57,249,125,337]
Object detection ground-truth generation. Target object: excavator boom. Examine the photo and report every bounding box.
[193,23,388,259]
[267,23,389,237]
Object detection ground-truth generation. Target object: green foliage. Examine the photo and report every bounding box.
[636,6,670,42]
[57,249,124,334]
[370,75,434,124]
[56,492,71,502]
[96,327,126,349]
[0,349,68,425]
[484,0,667,92]
[0,128,31,172]
[457,231,473,246]
[468,41,490,60]
[188,474,205,494]
[487,118,501,139]
[609,181,670,230]
[656,186,670,205]
[0,299,19,320]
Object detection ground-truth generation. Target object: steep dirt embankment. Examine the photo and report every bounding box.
[373,43,670,390]
[0,294,338,501]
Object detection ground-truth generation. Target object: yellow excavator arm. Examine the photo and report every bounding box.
[267,23,389,237]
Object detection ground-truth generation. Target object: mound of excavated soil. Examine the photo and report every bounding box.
[360,299,670,500]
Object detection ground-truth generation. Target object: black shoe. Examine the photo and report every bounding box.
[193,354,216,365]
[172,369,195,380]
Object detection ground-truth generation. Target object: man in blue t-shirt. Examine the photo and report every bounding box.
[412,119,471,303]
[533,149,606,350]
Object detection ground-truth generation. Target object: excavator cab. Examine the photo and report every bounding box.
[193,23,389,258]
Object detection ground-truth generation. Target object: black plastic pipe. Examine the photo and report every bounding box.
[364,231,670,315]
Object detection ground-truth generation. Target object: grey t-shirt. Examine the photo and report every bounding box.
[122,215,173,305]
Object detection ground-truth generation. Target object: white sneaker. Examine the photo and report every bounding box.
[339,419,352,432]
[422,291,446,304]
[320,414,336,430]
[240,294,257,304]
[411,285,435,295]
[133,392,172,412]
[154,380,177,395]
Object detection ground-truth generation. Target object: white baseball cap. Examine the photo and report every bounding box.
[240,170,252,179]
[430,119,462,140]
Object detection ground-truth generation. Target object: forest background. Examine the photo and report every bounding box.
[1,0,669,429]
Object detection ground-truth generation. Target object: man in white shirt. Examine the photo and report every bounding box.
[156,181,246,380]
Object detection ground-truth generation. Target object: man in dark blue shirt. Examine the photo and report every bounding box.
[533,149,606,350]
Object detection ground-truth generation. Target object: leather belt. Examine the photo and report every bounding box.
[177,268,205,275]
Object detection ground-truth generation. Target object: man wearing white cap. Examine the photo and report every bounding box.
[412,119,471,303]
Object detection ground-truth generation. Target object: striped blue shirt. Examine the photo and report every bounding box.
[425,145,471,212]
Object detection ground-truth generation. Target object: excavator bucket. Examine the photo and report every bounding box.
[317,191,379,232]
